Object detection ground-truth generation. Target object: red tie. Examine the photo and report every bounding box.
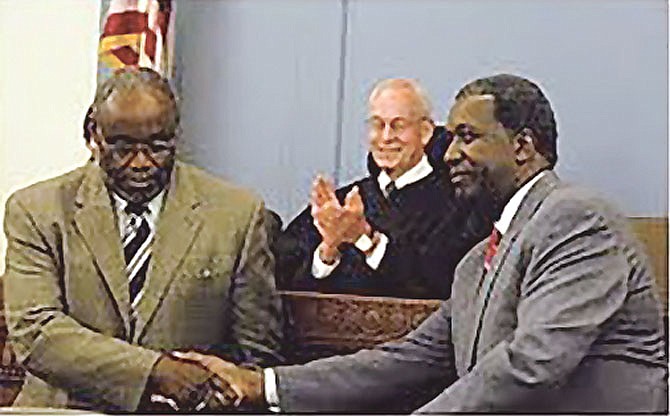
[484,227,501,272]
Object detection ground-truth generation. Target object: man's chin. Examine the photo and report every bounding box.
[373,154,401,168]
[376,161,399,171]
[453,183,504,223]
[453,183,478,202]
[119,185,162,205]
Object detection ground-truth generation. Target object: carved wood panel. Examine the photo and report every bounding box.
[281,291,441,352]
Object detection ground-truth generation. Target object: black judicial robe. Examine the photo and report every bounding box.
[276,167,490,299]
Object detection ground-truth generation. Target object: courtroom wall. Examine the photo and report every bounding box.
[176,0,668,221]
[0,0,100,274]
[0,0,666,274]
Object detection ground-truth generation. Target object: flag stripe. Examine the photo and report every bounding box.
[103,11,148,36]
[111,46,140,66]
[98,33,142,52]
[97,0,175,84]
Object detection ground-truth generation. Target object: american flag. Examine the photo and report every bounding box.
[97,0,175,83]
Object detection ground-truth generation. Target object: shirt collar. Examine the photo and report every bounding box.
[377,155,433,192]
[495,170,548,235]
[112,190,165,224]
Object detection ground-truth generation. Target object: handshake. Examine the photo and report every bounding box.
[139,350,265,413]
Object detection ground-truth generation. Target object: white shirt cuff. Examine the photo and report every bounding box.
[264,368,281,412]
[363,232,388,270]
[311,247,340,278]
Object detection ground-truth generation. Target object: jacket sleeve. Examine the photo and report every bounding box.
[274,300,456,412]
[274,205,320,288]
[276,182,365,289]
[228,200,285,366]
[3,193,161,411]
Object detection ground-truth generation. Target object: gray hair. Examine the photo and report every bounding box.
[91,66,180,134]
[368,78,433,118]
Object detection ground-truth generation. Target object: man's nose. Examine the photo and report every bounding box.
[444,139,463,166]
[381,124,395,143]
[129,149,152,170]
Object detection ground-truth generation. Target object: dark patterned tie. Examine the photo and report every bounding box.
[384,181,398,204]
[123,205,153,309]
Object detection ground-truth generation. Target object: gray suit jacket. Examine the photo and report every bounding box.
[275,171,667,413]
[3,162,284,411]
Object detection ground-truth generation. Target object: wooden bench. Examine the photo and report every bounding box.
[629,217,668,313]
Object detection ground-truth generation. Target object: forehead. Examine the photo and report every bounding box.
[97,88,173,132]
[368,87,421,117]
[447,94,498,128]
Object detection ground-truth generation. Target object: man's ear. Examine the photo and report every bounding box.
[513,128,537,165]
[420,118,435,146]
[88,107,103,147]
[91,124,105,148]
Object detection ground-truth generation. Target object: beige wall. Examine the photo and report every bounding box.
[0,1,100,274]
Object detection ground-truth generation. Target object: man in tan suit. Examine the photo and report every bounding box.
[2,67,283,412]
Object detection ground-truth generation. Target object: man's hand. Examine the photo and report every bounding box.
[310,176,373,257]
[172,351,265,409]
[139,353,236,412]
[313,199,345,248]
[310,175,347,260]
[311,175,344,248]
[310,174,337,210]
[338,186,372,244]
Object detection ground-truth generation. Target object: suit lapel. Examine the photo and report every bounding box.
[466,171,561,369]
[362,177,389,225]
[133,163,203,342]
[72,164,131,332]
[453,238,487,372]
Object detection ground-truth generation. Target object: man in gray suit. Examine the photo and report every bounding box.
[180,73,668,413]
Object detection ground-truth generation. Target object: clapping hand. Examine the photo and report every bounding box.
[310,175,340,246]
[339,185,371,243]
[310,175,372,262]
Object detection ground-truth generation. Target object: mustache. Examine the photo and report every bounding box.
[118,151,163,170]
[107,163,170,186]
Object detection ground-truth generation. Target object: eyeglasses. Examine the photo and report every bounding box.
[366,116,429,136]
[103,134,176,158]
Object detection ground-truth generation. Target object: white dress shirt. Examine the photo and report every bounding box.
[311,155,433,278]
[265,169,549,412]
[494,170,547,236]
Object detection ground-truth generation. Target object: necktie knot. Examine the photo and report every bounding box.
[125,203,148,216]
[384,181,397,200]
[484,227,501,272]
[490,227,501,246]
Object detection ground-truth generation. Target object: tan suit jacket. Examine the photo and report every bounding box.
[2,162,283,411]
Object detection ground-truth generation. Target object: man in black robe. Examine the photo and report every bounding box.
[277,79,489,299]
